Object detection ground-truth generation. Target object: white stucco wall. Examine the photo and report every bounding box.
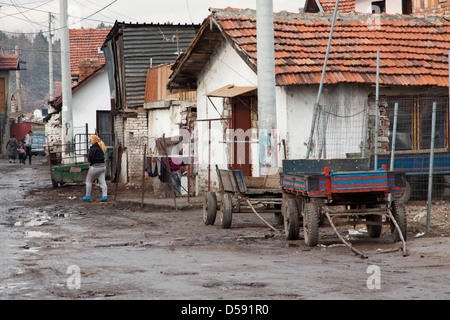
[196,40,259,191]
[283,83,373,160]
[72,70,111,137]
[146,101,194,154]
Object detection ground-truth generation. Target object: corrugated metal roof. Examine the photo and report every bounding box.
[112,23,199,108]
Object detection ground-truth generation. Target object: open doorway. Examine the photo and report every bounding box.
[231,96,257,176]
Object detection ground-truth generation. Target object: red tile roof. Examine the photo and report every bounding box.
[69,28,110,79]
[210,8,450,87]
[319,0,355,13]
[0,54,19,70]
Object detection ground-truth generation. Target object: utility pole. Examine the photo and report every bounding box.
[48,12,54,101]
[60,0,73,157]
[15,45,22,113]
[256,0,277,176]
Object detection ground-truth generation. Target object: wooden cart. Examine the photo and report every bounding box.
[203,166,283,229]
[280,158,408,256]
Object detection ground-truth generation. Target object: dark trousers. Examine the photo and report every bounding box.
[25,146,32,164]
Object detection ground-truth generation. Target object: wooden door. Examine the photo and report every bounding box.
[232,97,252,176]
[0,79,6,112]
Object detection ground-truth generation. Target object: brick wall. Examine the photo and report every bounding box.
[414,0,450,15]
[125,109,148,181]
[365,97,390,157]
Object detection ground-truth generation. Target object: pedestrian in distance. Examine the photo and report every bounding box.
[83,135,108,202]
[7,135,18,163]
[24,131,33,165]
[18,144,27,164]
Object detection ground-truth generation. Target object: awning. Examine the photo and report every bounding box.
[206,85,257,98]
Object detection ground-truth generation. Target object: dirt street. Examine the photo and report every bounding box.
[0,157,449,302]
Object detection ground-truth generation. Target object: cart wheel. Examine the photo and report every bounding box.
[391,180,411,203]
[366,215,382,238]
[51,179,58,188]
[390,201,407,243]
[220,193,233,229]
[303,202,320,247]
[203,192,217,225]
[284,199,299,240]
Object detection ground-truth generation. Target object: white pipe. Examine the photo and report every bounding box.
[60,0,73,157]
[426,102,437,233]
[257,0,277,175]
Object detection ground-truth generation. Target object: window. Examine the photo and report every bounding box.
[402,0,412,14]
[388,97,449,151]
[372,0,386,13]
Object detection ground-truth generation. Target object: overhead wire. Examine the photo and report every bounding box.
[0,0,118,35]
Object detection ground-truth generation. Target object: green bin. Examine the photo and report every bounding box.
[51,164,90,187]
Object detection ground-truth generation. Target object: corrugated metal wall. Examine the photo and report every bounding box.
[122,24,198,108]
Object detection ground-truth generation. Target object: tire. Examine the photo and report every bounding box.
[284,199,299,240]
[390,201,407,243]
[366,215,382,238]
[220,193,233,229]
[303,202,320,247]
[391,180,411,203]
[203,192,217,225]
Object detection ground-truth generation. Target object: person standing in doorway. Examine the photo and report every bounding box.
[24,131,33,165]
[7,135,18,163]
[83,135,108,202]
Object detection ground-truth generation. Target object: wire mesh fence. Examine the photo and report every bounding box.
[309,96,450,201]
[308,99,369,160]
[385,96,450,201]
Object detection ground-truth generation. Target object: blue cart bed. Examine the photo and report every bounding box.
[280,158,406,200]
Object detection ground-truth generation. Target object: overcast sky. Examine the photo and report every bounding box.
[0,0,306,35]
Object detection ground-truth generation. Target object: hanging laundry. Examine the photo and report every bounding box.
[145,157,159,177]
[170,158,182,171]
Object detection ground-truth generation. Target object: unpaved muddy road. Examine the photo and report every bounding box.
[0,157,449,301]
